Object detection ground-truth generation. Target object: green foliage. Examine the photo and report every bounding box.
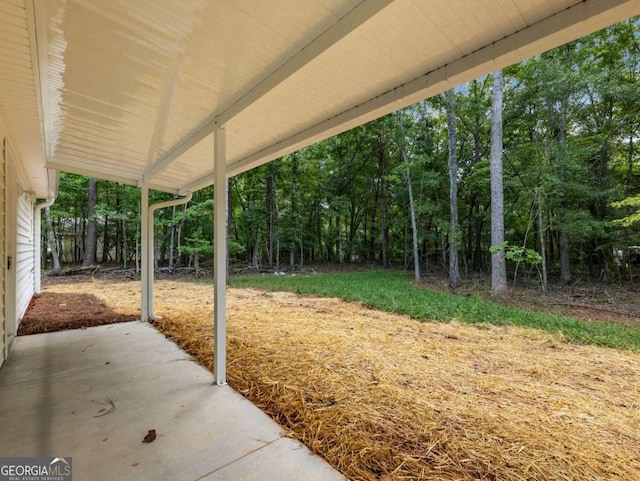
[504,245,542,267]
[611,195,640,226]
[231,270,640,351]
[179,227,211,257]
[489,241,508,255]
[51,18,640,279]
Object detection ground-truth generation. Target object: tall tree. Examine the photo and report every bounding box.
[44,206,61,274]
[446,90,460,287]
[397,111,420,281]
[82,177,98,267]
[490,70,507,295]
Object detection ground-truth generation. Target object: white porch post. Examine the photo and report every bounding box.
[34,198,54,294]
[213,120,227,385]
[141,183,149,321]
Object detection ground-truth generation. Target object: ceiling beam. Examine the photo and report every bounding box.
[143,0,393,183]
[178,168,214,195]
[217,0,393,126]
[144,53,183,170]
[47,161,139,185]
[141,116,216,183]
[47,160,178,193]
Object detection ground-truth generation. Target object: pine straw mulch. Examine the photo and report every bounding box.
[18,291,139,335]
[29,278,640,481]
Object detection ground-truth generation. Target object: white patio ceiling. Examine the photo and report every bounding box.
[2,0,639,198]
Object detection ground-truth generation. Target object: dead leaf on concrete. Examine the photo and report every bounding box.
[142,429,156,443]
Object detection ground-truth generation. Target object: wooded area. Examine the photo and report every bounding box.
[43,19,640,288]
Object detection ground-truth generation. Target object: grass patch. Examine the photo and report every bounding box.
[231,270,640,351]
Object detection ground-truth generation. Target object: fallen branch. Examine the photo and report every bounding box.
[60,265,101,276]
[549,302,639,319]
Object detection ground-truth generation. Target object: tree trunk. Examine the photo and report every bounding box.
[176,203,187,267]
[559,228,571,284]
[336,215,342,263]
[400,146,420,281]
[267,163,276,267]
[377,140,388,267]
[82,178,98,267]
[169,202,177,271]
[44,207,61,274]
[115,186,121,264]
[122,219,128,269]
[557,94,572,285]
[446,89,460,287]
[537,190,549,295]
[101,214,109,263]
[299,226,304,267]
[160,224,167,266]
[73,217,78,263]
[290,154,299,269]
[490,69,507,296]
[253,233,261,269]
[626,133,635,196]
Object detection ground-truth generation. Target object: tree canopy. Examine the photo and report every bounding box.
[44,18,640,287]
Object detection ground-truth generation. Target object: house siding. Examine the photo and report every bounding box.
[16,191,34,322]
[0,109,37,365]
[0,125,7,366]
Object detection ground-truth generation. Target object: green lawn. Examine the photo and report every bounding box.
[230,270,640,351]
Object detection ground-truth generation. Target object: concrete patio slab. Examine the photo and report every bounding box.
[0,322,345,481]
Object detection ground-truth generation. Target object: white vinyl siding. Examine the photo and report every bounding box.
[15,191,34,322]
[0,136,5,366]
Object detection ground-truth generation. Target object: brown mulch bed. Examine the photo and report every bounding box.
[18,291,139,335]
[22,276,640,481]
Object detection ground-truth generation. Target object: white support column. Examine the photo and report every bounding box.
[213,120,227,386]
[146,191,155,319]
[34,198,55,294]
[147,193,192,320]
[141,183,149,321]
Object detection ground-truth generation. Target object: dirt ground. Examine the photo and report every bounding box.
[414,271,640,327]
[21,273,640,480]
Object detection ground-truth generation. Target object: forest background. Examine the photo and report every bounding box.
[43,18,640,293]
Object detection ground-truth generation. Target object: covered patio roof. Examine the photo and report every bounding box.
[2,0,640,386]
[2,0,639,198]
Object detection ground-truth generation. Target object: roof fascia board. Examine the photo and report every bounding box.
[222,0,640,177]
[47,161,178,193]
[29,0,51,158]
[46,161,137,185]
[143,0,393,183]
